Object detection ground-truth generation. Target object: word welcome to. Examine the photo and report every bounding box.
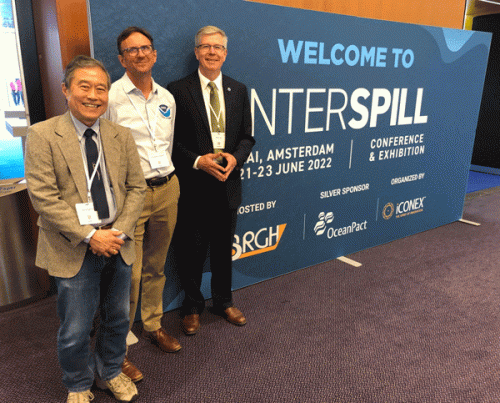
[278,39,414,68]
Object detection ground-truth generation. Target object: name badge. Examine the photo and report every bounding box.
[76,202,100,225]
[212,132,225,150]
[148,149,170,169]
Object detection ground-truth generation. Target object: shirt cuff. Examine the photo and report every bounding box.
[193,156,201,169]
[84,228,96,243]
[112,228,128,240]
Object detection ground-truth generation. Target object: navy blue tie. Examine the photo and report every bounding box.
[84,128,109,220]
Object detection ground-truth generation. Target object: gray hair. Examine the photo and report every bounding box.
[62,55,111,89]
[195,25,228,48]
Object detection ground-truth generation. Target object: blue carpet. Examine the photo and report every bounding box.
[466,170,500,193]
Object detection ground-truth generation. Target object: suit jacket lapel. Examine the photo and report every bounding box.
[222,75,233,135]
[187,72,211,135]
[56,112,88,202]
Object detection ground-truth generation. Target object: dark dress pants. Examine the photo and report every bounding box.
[175,200,237,315]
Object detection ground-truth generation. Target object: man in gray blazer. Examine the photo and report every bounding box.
[24,55,146,403]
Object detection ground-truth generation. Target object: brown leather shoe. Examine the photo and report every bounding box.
[142,328,182,353]
[121,356,143,383]
[181,314,200,335]
[222,307,247,326]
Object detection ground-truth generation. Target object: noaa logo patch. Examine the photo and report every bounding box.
[158,104,171,118]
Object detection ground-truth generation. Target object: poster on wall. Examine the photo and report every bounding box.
[88,0,491,309]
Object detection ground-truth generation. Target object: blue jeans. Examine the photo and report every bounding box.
[55,249,131,392]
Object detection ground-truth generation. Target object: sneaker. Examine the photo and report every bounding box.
[67,390,94,402]
[96,372,138,402]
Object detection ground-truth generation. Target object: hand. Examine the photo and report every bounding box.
[197,153,237,182]
[220,152,237,181]
[197,153,226,181]
[89,229,125,257]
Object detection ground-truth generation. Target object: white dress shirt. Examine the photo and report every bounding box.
[194,70,226,168]
[106,73,176,180]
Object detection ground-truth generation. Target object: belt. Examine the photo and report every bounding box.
[97,224,113,230]
[146,172,175,187]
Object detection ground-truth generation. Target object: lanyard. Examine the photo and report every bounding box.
[125,89,159,143]
[84,138,104,203]
[209,101,224,132]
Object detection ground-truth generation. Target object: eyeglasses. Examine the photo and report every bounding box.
[121,45,154,56]
[196,44,226,52]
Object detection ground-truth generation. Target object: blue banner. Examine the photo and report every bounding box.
[89,0,491,309]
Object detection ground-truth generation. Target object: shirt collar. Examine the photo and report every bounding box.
[69,112,101,141]
[198,69,223,91]
[120,72,158,96]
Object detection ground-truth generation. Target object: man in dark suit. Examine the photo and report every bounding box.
[167,25,255,335]
[24,55,145,403]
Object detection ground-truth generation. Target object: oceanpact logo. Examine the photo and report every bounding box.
[158,104,171,118]
[314,211,367,238]
[382,196,426,220]
[232,224,287,261]
[314,212,334,236]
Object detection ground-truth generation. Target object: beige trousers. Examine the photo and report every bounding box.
[129,174,180,332]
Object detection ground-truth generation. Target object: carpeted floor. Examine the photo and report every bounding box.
[1,186,500,402]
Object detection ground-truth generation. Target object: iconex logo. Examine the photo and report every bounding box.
[232,224,287,261]
[396,196,425,215]
[382,202,395,220]
[314,212,334,236]
[383,196,426,219]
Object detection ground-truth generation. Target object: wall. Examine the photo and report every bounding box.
[251,0,465,29]
[31,0,65,118]
[32,0,90,118]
